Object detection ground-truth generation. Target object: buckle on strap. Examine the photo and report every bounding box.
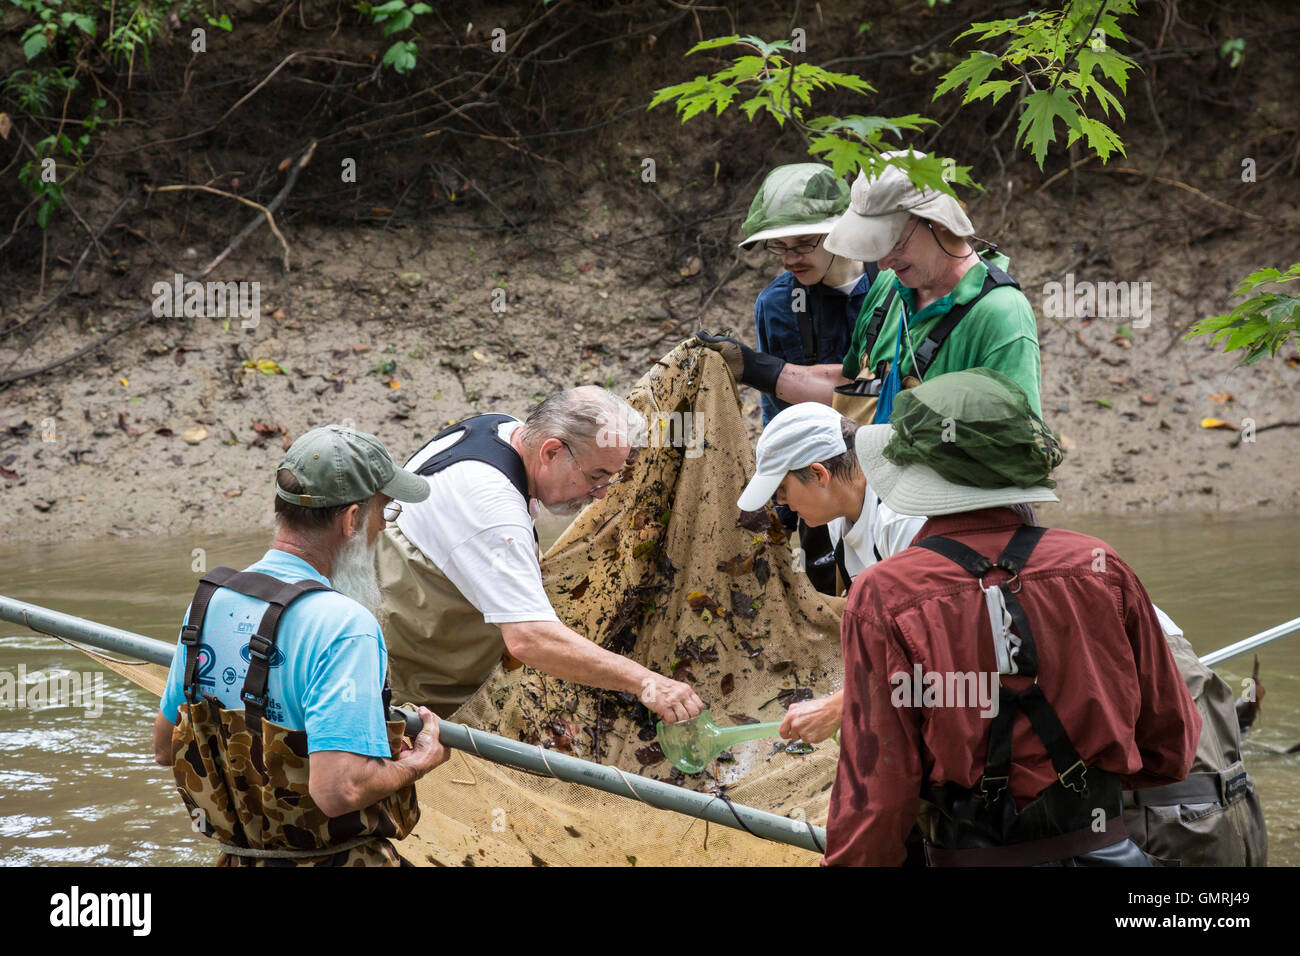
[181,623,200,646]
[1058,760,1088,793]
[247,635,272,663]
[979,775,1008,801]
[240,688,266,708]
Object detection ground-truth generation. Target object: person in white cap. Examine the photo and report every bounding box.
[736,402,926,744]
[700,150,1042,423]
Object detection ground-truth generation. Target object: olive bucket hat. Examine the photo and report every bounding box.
[852,368,1063,517]
[739,163,852,249]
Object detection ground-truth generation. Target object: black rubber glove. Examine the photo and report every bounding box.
[696,332,786,395]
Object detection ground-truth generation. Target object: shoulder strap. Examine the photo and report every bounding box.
[796,281,819,365]
[863,261,880,286]
[412,413,529,503]
[181,566,240,705]
[217,571,332,733]
[909,257,1020,380]
[861,288,900,361]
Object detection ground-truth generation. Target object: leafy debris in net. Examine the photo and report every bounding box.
[717,552,755,576]
[635,743,665,766]
[716,749,736,763]
[777,687,814,708]
[686,590,729,619]
[768,659,794,674]
[671,660,696,682]
[637,724,657,741]
[764,510,788,544]
[784,741,815,755]
[569,575,590,599]
[698,644,719,663]
[728,713,759,724]
[730,588,756,618]
[720,673,735,696]
[737,509,769,533]
[739,637,764,658]
[754,557,770,587]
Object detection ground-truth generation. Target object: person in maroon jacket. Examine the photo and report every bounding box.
[827,368,1201,867]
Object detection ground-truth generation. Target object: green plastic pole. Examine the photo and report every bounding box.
[0,594,826,855]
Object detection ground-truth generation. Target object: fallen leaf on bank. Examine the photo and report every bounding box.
[1200,417,1238,430]
[1158,420,1173,431]
[354,345,372,353]
[1208,391,1235,404]
[1094,398,1112,408]
[1112,335,1132,349]
[1107,376,1127,386]
[277,156,293,172]
[222,488,242,498]
[1139,394,1159,405]
[388,379,402,389]
[0,466,18,481]
[119,377,129,387]
[243,359,284,375]
[472,350,489,363]
[155,427,174,437]
[1075,331,1100,358]
[0,113,10,140]
[680,256,702,277]
[1285,355,1299,369]
[182,425,208,444]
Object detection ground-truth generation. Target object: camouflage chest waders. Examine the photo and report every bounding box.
[171,567,419,866]
[912,526,1150,866]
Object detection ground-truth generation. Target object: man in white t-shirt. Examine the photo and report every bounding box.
[376,386,705,724]
[735,402,926,744]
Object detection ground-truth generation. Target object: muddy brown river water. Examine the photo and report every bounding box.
[2,513,1297,866]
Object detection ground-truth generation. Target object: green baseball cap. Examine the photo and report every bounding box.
[740,163,852,249]
[276,425,430,508]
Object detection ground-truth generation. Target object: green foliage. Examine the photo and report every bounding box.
[356,0,432,74]
[649,35,975,197]
[1218,37,1245,69]
[934,0,1138,167]
[1186,265,1300,365]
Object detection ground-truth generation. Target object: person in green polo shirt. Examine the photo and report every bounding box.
[698,151,1042,420]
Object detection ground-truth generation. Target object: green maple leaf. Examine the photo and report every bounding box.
[1016,87,1080,168]
[933,50,1001,100]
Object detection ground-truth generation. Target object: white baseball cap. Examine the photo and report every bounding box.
[737,403,848,512]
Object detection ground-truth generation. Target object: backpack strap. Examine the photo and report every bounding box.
[860,288,900,362]
[909,257,1020,380]
[413,413,530,503]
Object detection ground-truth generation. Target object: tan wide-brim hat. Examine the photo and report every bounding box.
[824,150,975,263]
[853,424,1059,518]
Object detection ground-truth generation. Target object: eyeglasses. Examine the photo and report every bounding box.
[561,440,626,494]
[885,218,923,258]
[382,500,402,523]
[763,236,823,257]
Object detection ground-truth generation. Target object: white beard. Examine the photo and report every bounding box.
[544,494,593,517]
[330,519,381,615]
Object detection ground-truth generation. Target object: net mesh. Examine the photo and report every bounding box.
[87,342,846,866]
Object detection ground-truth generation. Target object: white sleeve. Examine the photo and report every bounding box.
[874,505,928,560]
[439,524,561,625]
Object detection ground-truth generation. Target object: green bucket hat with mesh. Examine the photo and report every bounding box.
[851,368,1063,517]
[739,163,852,249]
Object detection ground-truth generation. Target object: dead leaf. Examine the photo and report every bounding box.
[277,156,293,172]
[730,589,756,619]
[753,557,770,587]
[680,256,702,277]
[119,377,129,387]
[777,688,814,708]
[1112,335,1132,349]
[0,113,11,141]
[353,345,372,353]
[388,380,402,389]
[728,714,759,725]
[720,673,735,696]
[182,425,207,444]
[1200,417,1238,430]
[768,660,793,674]
[1208,391,1235,404]
[1075,331,1100,358]
[717,552,755,576]
[1139,394,1158,405]
[222,488,242,498]
[1107,376,1127,386]
[155,427,174,437]
[634,744,664,766]
[569,576,590,600]
[1158,420,1172,431]
[0,466,18,481]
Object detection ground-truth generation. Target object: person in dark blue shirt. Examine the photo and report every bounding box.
[739,163,876,426]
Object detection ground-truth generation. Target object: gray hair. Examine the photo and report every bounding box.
[522,386,639,456]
